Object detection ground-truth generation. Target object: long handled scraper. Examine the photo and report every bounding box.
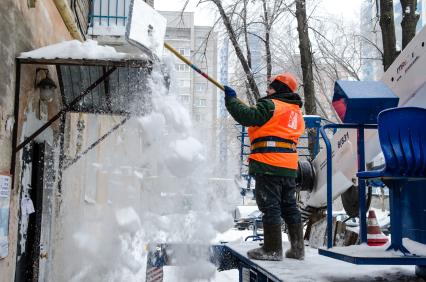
[125,0,224,91]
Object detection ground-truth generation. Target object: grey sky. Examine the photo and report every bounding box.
[154,0,364,26]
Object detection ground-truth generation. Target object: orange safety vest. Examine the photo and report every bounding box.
[248,99,305,170]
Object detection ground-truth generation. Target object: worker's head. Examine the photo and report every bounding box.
[266,73,298,96]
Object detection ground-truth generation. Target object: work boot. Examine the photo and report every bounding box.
[285,223,305,260]
[247,224,283,261]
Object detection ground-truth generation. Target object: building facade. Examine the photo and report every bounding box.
[0,1,84,281]
[0,0,154,281]
[160,11,219,162]
[160,11,218,125]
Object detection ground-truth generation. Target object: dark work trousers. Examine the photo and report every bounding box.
[254,174,301,226]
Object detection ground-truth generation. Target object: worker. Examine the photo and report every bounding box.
[224,73,305,261]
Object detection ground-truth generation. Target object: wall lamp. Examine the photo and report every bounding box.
[35,68,57,103]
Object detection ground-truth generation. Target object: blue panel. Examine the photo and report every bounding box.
[402,181,426,245]
[332,81,399,124]
[319,248,426,265]
[303,115,321,128]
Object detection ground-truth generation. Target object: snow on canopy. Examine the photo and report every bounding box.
[19,39,137,60]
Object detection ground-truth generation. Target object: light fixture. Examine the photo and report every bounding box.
[35,68,57,103]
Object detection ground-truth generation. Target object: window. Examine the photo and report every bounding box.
[194,83,206,92]
[179,95,190,103]
[176,28,191,39]
[175,64,190,72]
[179,80,190,88]
[194,113,201,121]
[166,28,191,40]
[194,98,207,107]
[178,48,190,56]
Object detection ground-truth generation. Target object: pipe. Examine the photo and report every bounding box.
[10,60,21,190]
[53,0,84,41]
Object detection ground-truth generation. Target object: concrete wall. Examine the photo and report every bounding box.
[0,0,73,280]
[51,113,146,281]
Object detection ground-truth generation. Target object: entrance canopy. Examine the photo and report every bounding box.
[18,39,153,115]
[12,40,155,185]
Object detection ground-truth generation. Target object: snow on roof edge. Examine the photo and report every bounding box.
[19,39,148,61]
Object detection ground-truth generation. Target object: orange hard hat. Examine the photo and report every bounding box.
[271,73,298,93]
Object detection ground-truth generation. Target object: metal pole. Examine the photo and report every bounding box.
[320,123,377,248]
[357,126,367,244]
[57,114,66,194]
[15,67,117,153]
[10,60,21,190]
[240,125,245,177]
[319,126,333,249]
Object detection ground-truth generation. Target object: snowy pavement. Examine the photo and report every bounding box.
[165,228,424,281]
[228,242,422,282]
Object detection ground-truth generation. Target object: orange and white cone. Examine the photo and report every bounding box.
[367,210,389,246]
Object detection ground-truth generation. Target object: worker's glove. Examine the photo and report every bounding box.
[224,86,237,98]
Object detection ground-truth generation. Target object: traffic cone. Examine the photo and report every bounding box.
[367,210,389,246]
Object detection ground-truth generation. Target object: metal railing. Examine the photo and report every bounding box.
[89,0,129,27]
[320,123,378,248]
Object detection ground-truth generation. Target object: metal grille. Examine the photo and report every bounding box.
[89,0,154,27]
[59,65,151,115]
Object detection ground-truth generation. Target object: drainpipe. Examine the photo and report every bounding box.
[53,0,84,41]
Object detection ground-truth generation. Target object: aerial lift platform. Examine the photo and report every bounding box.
[146,25,426,282]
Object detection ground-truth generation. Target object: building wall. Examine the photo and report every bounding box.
[161,11,195,114]
[247,23,266,93]
[0,0,75,280]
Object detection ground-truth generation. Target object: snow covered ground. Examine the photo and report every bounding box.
[162,228,423,282]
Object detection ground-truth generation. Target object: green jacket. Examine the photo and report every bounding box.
[225,92,303,177]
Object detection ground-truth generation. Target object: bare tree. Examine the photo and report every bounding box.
[242,0,252,70]
[261,0,272,80]
[400,0,420,49]
[366,0,419,71]
[379,0,398,71]
[295,0,316,116]
[295,0,317,156]
[310,19,363,82]
[260,0,286,80]
[210,0,260,103]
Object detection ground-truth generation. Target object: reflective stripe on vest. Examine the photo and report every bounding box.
[248,99,305,170]
[250,136,297,154]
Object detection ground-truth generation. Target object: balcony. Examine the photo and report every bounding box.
[87,0,130,37]
[87,0,153,52]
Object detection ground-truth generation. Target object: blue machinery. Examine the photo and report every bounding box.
[319,81,426,275]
